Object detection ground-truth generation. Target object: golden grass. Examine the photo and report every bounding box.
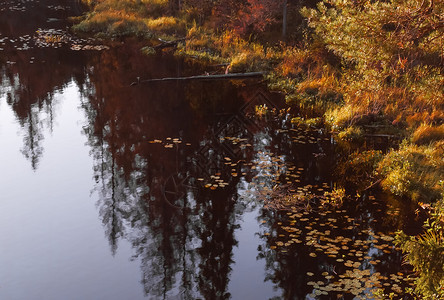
[74,0,181,37]
[412,124,444,146]
[378,141,444,203]
[146,16,183,34]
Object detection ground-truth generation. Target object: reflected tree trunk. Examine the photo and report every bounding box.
[282,0,287,39]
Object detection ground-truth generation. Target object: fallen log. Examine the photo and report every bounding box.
[132,72,264,85]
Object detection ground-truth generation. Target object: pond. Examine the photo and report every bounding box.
[0,1,420,299]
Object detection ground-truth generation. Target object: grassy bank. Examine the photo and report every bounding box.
[73,1,443,296]
[73,0,186,38]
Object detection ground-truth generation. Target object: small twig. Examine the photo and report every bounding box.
[363,179,382,191]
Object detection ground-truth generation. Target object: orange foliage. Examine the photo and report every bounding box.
[232,0,283,35]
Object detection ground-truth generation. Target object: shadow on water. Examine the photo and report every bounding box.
[0,1,422,299]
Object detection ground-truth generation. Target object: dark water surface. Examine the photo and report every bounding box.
[1,1,419,299]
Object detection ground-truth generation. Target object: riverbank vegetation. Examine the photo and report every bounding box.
[74,0,443,297]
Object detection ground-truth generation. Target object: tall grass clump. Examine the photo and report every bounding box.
[74,0,180,37]
[378,141,444,203]
[412,124,444,146]
[181,28,282,71]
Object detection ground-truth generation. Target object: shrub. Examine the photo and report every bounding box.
[378,141,444,203]
[321,187,346,208]
[396,200,444,299]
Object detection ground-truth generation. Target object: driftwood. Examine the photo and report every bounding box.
[363,134,399,138]
[131,72,264,85]
[153,37,186,50]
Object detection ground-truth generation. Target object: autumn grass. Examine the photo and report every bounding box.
[74,0,185,38]
[178,26,283,72]
[412,124,444,146]
[378,141,444,203]
[74,0,150,37]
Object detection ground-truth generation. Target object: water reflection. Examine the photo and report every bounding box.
[1,0,419,299]
[1,49,89,169]
[0,0,88,169]
[79,56,285,297]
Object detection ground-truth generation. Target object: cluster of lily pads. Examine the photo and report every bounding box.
[47,5,65,11]
[0,29,110,53]
[220,136,253,149]
[238,132,417,298]
[261,194,416,298]
[0,34,33,51]
[1,0,65,12]
[278,127,330,145]
[200,175,230,190]
[148,137,191,149]
[0,0,29,12]
[34,28,110,51]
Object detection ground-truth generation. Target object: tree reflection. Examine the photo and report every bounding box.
[1,1,302,294]
[195,188,239,300]
[18,103,45,170]
[0,0,88,169]
[78,48,264,298]
[1,49,90,168]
